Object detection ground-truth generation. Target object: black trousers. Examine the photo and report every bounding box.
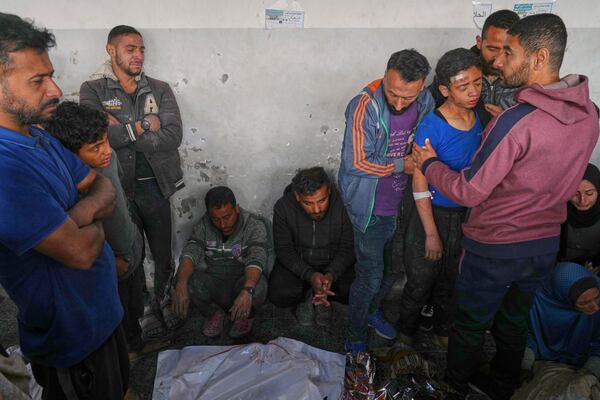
[31,326,129,400]
[118,265,145,352]
[268,261,355,308]
[397,204,466,336]
[129,179,173,300]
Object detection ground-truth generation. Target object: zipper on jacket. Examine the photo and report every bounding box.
[310,221,316,258]
[364,99,391,232]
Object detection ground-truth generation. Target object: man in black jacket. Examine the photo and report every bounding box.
[269,167,355,327]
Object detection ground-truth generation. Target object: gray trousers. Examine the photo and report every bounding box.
[188,269,268,316]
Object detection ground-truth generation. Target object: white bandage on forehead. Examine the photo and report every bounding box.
[450,73,468,85]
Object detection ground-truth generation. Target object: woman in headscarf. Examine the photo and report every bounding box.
[560,163,600,266]
[514,262,600,400]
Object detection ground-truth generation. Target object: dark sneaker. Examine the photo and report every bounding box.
[367,309,397,339]
[314,304,332,327]
[229,318,254,338]
[419,304,434,331]
[295,290,314,326]
[202,310,225,338]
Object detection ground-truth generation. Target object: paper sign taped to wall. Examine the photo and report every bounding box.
[513,2,555,17]
[472,2,493,30]
[265,8,304,29]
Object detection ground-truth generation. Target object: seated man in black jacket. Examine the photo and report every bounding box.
[269,167,355,327]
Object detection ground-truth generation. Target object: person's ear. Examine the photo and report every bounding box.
[533,48,550,71]
[476,35,483,50]
[439,84,450,98]
[106,43,115,58]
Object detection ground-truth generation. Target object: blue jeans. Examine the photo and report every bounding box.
[347,215,397,342]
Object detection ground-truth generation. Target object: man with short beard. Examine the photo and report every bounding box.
[0,13,128,399]
[414,13,600,400]
[268,167,355,327]
[429,10,519,121]
[473,9,520,113]
[80,25,185,339]
[338,49,434,352]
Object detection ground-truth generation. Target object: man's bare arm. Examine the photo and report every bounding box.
[69,171,116,227]
[173,257,195,318]
[34,219,106,269]
[34,171,116,269]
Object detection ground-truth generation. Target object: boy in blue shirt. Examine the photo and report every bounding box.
[397,48,483,348]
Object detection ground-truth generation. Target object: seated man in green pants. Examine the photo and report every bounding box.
[172,186,272,338]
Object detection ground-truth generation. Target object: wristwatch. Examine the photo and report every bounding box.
[243,286,256,296]
[140,118,151,131]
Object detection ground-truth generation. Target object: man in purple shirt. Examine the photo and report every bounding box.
[338,50,435,351]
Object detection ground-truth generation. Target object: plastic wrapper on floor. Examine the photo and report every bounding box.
[343,346,459,400]
[342,351,378,400]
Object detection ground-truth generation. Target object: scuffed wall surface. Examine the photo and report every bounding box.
[44,27,600,258]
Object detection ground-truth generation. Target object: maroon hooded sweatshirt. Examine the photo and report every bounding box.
[422,75,600,259]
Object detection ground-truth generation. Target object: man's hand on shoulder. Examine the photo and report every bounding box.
[413,139,438,171]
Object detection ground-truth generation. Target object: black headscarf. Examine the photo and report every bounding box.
[567,163,600,228]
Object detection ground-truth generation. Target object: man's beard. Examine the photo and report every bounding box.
[482,58,500,77]
[0,82,58,125]
[502,59,530,88]
[116,54,140,77]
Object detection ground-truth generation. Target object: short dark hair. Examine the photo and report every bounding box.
[205,186,237,210]
[43,101,108,152]
[435,48,482,87]
[291,167,331,195]
[386,49,431,82]
[107,25,141,44]
[482,9,520,39]
[0,13,55,72]
[508,13,567,72]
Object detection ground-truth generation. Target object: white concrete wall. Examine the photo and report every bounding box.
[4,0,600,28]
[4,1,600,259]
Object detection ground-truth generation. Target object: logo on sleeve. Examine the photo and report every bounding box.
[101,98,122,111]
[144,94,159,114]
